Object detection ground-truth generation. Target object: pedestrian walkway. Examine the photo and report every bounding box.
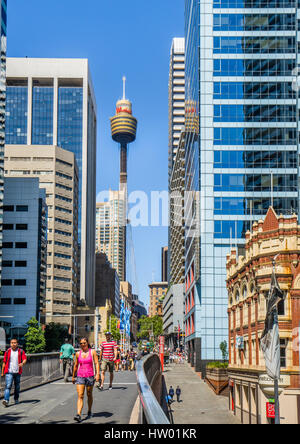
[163,362,240,424]
[0,370,137,424]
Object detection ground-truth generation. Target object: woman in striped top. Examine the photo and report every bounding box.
[99,332,118,391]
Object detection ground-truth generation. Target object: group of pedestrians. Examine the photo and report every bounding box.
[1,332,137,423]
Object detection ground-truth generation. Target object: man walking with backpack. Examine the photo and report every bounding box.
[1,338,27,407]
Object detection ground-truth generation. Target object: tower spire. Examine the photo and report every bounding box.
[122,76,126,100]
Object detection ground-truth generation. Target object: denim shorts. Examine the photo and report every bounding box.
[76,376,95,386]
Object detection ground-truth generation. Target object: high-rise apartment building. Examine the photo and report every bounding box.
[0,177,47,329]
[4,145,79,325]
[0,0,7,287]
[5,58,97,306]
[168,38,185,180]
[184,0,298,374]
[96,190,126,282]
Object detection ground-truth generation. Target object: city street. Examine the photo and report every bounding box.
[0,370,138,424]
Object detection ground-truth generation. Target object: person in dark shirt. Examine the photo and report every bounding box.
[176,385,181,402]
[169,386,174,401]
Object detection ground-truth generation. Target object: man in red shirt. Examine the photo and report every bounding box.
[98,332,118,391]
[1,338,27,407]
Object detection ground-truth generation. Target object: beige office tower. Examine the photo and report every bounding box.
[96,189,126,281]
[4,145,79,325]
[168,38,185,181]
[5,58,97,307]
[149,282,168,318]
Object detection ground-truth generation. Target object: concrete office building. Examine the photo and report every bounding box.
[149,282,168,318]
[96,190,126,282]
[95,252,120,317]
[0,177,47,329]
[184,0,298,375]
[4,145,79,326]
[0,0,7,285]
[5,58,97,306]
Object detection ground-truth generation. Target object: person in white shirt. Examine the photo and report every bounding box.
[1,339,27,407]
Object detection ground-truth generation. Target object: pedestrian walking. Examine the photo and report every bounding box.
[168,385,174,401]
[176,385,181,402]
[1,338,27,407]
[72,337,100,423]
[98,332,118,390]
[60,338,75,382]
[114,348,121,372]
[128,348,136,371]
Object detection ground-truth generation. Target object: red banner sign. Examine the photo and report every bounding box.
[266,402,275,419]
[159,336,164,372]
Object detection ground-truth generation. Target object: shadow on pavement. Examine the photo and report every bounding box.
[91,411,113,418]
[0,413,26,423]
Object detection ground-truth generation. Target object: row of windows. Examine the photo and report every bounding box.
[55,217,72,226]
[1,279,27,286]
[214,104,296,122]
[213,0,296,8]
[213,82,295,100]
[214,220,251,239]
[2,242,27,248]
[214,173,297,191]
[55,194,72,203]
[0,298,26,305]
[214,127,296,145]
[213,13,295,31]
[214,150,297,168]
[2,260,27,267]
[3,224,28,230]
[56,171,73,181]
[214,197,297,215]
[213,59,295,77]
[3,205,28,212]
[213,37,295,54]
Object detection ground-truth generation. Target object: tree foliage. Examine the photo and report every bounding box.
[137,315,163,340]
[219,340,228,362]
[45,322,69,352]
[24,317,46,354]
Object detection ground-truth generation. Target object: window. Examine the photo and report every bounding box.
[3,205,14,211]
[0,298,12,305]
[3,242,13,248]
[280,339,287,367]
[14,279,26,286]
[16,224,28,230]
[16,205,28,212]
[2,260,13,267]
[14,298,26,305]
[15,261,27,267]
[1,279,12,286]
[15,242,27,249]
[3,224,13,230]
[278,297,285,316]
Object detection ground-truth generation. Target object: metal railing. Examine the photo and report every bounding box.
[136,353,170,424]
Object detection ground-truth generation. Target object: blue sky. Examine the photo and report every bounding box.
[7,0,184,310]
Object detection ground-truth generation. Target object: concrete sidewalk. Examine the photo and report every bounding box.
[163,362,240,424]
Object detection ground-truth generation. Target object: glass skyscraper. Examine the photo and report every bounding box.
[184,0,298,373]
[0,0,7,291]
[5,58,97,306]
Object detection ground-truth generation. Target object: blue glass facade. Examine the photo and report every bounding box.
[5,85,28,144]
[184,0,298,372]
[32,85,53,145]
[57,87,83,235]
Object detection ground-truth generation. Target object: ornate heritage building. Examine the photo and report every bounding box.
[226,208,300,424]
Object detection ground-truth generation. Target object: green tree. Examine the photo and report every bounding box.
[137,315,163,341]
[220,340,228,363]
[106,314,120,342]
[24,317,46,354]
[45,323,69,352]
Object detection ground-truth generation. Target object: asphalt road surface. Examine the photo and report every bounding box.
[0,370,138,424]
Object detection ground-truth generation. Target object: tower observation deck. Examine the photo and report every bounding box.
[110,77,138,186]
[110,78,138,281]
